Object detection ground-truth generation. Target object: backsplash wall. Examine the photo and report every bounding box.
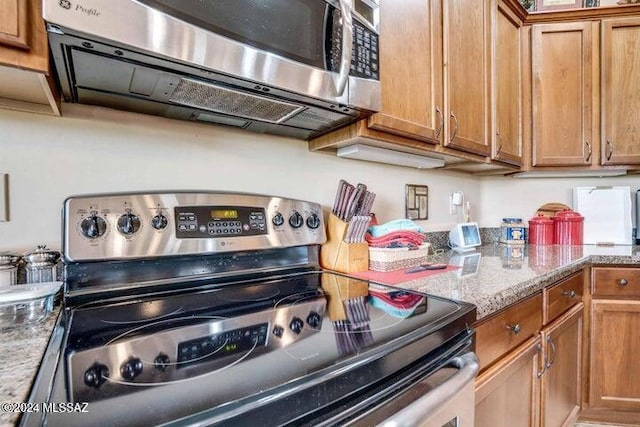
[2,104,639,253]
[0,105,481,252]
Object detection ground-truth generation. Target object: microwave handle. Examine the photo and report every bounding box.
[378,352,480,427]
[336,0,353,96]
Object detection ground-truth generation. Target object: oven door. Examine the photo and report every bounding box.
[366,353,478,427]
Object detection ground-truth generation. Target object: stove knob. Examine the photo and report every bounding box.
[153,353,171,371]
[117,211,141,235]
[84,363,110,388]
[306,213,321,229]
[272,212,284,227]
[120,357,143,381]
[288,211,303,229]
[289,317,304,334]
[151,213,168,230]
[272,325,284,338]
[306,311,322,328]
[80,213,107,239]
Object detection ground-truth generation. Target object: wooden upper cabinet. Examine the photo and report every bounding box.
[492,1,523,166]
[368,0,442,144]
[531,22,595,167]
[0,0,28,50]
[443,0,491,156]
[601,18,640,166]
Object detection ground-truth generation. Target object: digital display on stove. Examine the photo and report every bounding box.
[210,209,238,219]
[175,206,267,238]
[176,323,268,368]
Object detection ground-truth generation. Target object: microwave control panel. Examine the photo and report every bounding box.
[350,21,379,80]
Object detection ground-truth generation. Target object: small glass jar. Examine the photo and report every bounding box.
[0,253,19,287]
[23,245,60,284]
[500,218,526,245]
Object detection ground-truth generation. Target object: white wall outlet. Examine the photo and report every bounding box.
[0,174,8,222]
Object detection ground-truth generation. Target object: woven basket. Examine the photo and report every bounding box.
[368,243,431,272]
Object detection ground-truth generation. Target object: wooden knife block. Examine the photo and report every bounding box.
[320,213,369,274]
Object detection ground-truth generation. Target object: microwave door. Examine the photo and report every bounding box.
[43,0,352,106]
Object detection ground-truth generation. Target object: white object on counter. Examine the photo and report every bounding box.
[573,186,632,245]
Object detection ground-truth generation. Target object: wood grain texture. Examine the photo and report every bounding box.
[589,299,640,410]
[443,0,491,156]
[475,293,543,371]
[540,303,584,427]
[367,0,441,143]
[531,22,594,166]
[493,1,523,166]
[535,202,571,218]
[475,337,541,427]
[601,18,640,165]
[0,0,48,72]
[0,0,28,49]
[543,270,584,324]
[592,267,640,298]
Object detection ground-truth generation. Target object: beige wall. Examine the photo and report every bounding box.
[1,104,638,253]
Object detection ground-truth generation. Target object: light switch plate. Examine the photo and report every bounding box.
[0,174,9,222]
[405,184,428,220]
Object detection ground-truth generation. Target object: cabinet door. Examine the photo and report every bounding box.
[492,1,522,166]
[590,299,640,410]
[531,22,595,166]
[0,0,28,49]
[475,337,541,427]
[540,303,583,427]
[443,0,491,156]
[367,0,442,144]
[601,18,640,165]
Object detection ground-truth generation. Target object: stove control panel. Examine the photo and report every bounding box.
[63,192,326,261]
[67,298,326,402]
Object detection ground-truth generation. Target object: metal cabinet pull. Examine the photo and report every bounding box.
[505,323,520,335]
[619,278,628,287]
[435,106,444,140]
[450,111,458,142]
[546,336,557,369]
[562,290,577,298]
[585,140,592,162]
[606,140,614,161]
[536,343,547,378]
[496,131,503,156]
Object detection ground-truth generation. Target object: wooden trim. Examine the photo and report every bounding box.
[525,4,640,23]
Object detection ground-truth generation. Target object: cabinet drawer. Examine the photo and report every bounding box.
[543,271,584,324]
[592,267,640,298]
[475,293,542,371]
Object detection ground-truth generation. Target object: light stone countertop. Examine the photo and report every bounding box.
[0,244,638,426]
[385,244,640,320]
[0,310,60,427]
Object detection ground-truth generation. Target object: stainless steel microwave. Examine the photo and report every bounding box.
[43,0,381,140]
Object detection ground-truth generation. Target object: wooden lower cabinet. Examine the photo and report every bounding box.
[475,337,541,427]
[540,303,583,427]
[589,299,640,410]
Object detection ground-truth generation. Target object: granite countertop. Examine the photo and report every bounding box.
[0,309,60,427]
[390,244,640,320]
[0,244,639,426]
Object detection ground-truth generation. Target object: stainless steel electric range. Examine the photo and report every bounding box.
[23,191,477,427]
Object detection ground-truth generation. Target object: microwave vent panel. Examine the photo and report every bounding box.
[169,78,305,124]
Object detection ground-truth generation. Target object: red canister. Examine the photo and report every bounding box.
[528,214,554,245]
[553,209,584,245]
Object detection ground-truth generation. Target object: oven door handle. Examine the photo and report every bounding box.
[379,352,480,427]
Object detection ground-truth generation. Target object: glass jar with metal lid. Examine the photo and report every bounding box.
[23,245,61,284]
[500,218,526,245]
[0,253,20,287]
